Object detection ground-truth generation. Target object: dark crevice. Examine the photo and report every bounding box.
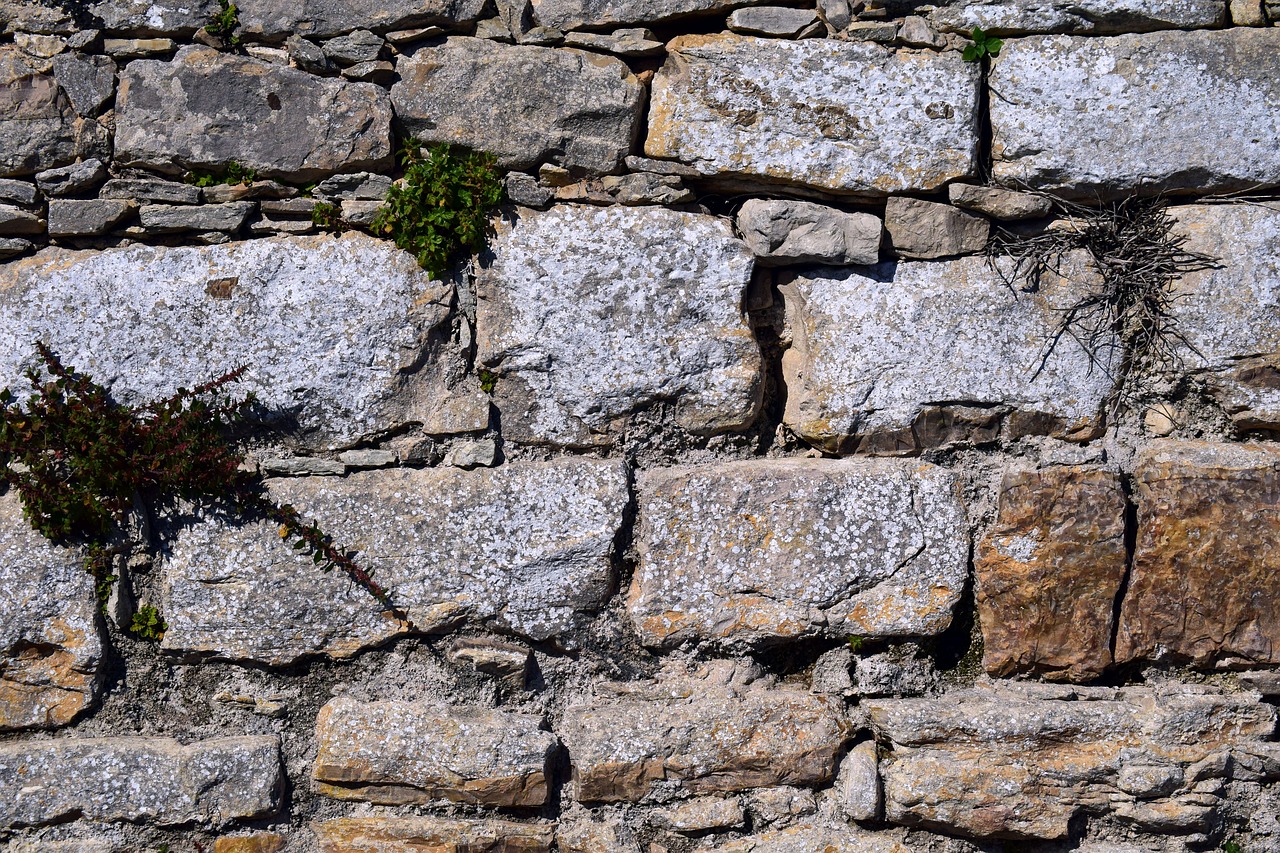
[1108,471,1139,666]
[976,54,995,184]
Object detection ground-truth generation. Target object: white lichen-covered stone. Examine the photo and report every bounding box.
[627,459,967,648]
[161,460,627,665]
[991,29,1280,196]
[0,736,282,828]
[779,254,1112,451]
[476,204,760,447]
[646,35,979,196]
[931,0,1225,35]
[0,234,451,448]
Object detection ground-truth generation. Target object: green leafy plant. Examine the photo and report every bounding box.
[312,201,342,232]
[187,161,257,188]
[129,605,166,641]
[477,368,498,394]
[372,139,504,278]
[962,26,1003,61]
[207,0,241,46]
[847,634,865,654]
[1222,841,1244,853]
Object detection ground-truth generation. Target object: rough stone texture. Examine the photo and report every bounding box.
[34,157,105,196]
[138,201,255,233]
[1231,0,1267,23]
[393,38,642,175]
[0,234,451,447]
[0,45,107,177]
[116,47,394,182]
[313,817,554,852]
[100,177,201,204]
[1116,441,1280,668]
[561,28,665,57]
[313,698,558,806]
[726,6,816,35]
[932,0,1225,34]
[237,0,488,39]
[948,182,1052,220]
[477,204,760,447]
[0,204,43,235]
[990,29,1280,196]
[84,0,219,34]
[651,795,745,832]
[531,0,751,29]
[779,253,1111,452]
[0,178,37,207]
[46,198,134,237]
[162,460,627,664]
[0,736,282,828]
[562,671,851,802]
[736,199,881,266]
[0,493,103,731]
[868,682,1277,840]
[628,459,967,648]
[975,466,1128,682]
[646,35,979,196]
[884,197,989,259]
[835,740,881,822]
[711,824,921,852]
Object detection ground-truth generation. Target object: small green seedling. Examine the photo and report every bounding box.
[962,26,1003,61]
[477,368,498,394]
[311,201,342,232]
[207,0,241,46]
[130,605,166,641]
[187,161,257,188]
[847,634,865,654]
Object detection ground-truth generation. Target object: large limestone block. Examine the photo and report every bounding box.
[313,817,554,853]
[0,736,283,828]
[868,682,1276,840]
[476,204,760,447]
[991,29,1280,196]
[1116,441,1280,668]
[627,458,968,649]
[779,254,1112,452]
[646,35,979,196]
[161,460,627,664]
[87,0,220,34]
[0,45,108,177]
[116,46,393,182]
[237,0,487,39]
[393,38,641,175]
[975,466,1128,682]
[313,698,558,806]
[931,0,1225,35]
[0,234,451,448]
[0,493,103,731]
[532,0,753,29]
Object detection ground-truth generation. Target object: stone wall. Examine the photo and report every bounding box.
[1,0,1280,850]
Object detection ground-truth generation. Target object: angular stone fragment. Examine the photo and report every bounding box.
[711,823,921,852]
[1116,441,1280,668]
[47,198,134,237]
[100,177,201,205]
[393,38,642,175]
[948,182,1052,220]
[0,178,37,207]
[628,458,967,648]
[0,204,43,235]
[0,493,103,731]
[116,47,394,182]
[162,460,626,664]
[322,28,384,64]
[139,201,255,233]
[991,29,1280,196]
[975,466,1127,681]
[867,683,1276,840]
[49,53,114,117]
[0,46,106,177]
[0,237,31,258]
[562,28,665,57]
[779,253,1111,451]
[1231,0,1266,23]
[885,197,989,259]
[0,235,450,446]
[562,673,851,802]
[737,199,881,266]
[313,698,557,806]
[214,835,284,853]
[932,0,1225,35]
[477,204,760,447]
[727,6,816,35]
[0,736,282,828]
[35,158,105,197]
[313,817,554,853]
[236,0,488,39]
[646,35,979,196]
[652,796,744,832]
[835,740,881,822]
[103,38,175,59]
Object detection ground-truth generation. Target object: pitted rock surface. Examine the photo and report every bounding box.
[0,45,109,177]
[736,199,881,266]
[237,0,487,38]
[627,458,968,648]
[312,817,555,852]
[931,0,1225,34]
[477,204,760,447]
[646,35,979,196]
[85,0,220,34]
[711,824,922,852]
[0,234,451,447]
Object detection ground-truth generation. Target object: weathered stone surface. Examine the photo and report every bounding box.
[0,46,107,177]
[835,740,881,822]
[313,817,554,853]
[86,0,219,34]
[0,178,37,207]
[779,253,1111,451]
[948,182,1052,221]
[0,204,43,235]
[313,698,557,806]
[0,493,102,731]
[646,35,979,196]
[162,460,627,664]
[0,237,31,258]
[100,176,200,204]
[652,796,744,832]
[1231,0,1267,23]
[393,38,642,175]
[884,197,989,259]
[315,170,392,201]
[868,682,1276,840]
[477,204,760,447]
[138,201,255,233]
[562,672,851,802]
[1116,441,1280,668]
[103,37,175,58]
[628,459,967,648]
[49,53,113,117]
[47,198,134,237]
[532,0,749,28]
[0,234,450,447]
[214,835,284,853]
[322,28,385,64]
[975,466,1127,682]
[737,199,881,266]
[557,814,636,853]
[561,28,664,57]
[711,824,920,852]
[116,47,394,182]
[237,0,487,39]
[0,736,282,828]
[932,0,1225,35]
[991,29,1280,196]
[35,158,105,197]
[727,6,816,35]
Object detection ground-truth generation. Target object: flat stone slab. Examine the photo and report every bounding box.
[646,35,979,196]
[1116,440,1280,668]
[313,698,558,806]
[313,817,554,852]
[712,824,923,852]
[0,736,282,828]
[627,458,968,649]
[531,0,754,29]
[116,46,393,182]
[779,254,1112,452]
[477,204,760,447]
[931,0,1225,35]
[991,29,1280,196]
[736,199,881,266]
[0,234,451,448]
[161,460,628,665]
[0,493,103,731]
[0,46,108,177]
[237,0,487,38]
[393,38,642,175]
[86,0,220,35]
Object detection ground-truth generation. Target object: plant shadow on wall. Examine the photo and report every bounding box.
[0,343,406,641]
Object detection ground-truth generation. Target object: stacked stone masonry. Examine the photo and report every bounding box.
[1,0,1280,850]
